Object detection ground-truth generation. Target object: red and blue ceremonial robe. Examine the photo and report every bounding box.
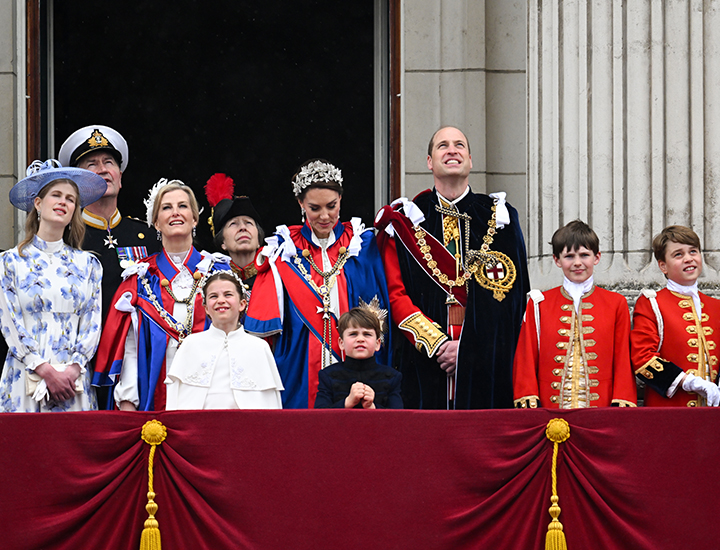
[92,248,229,411]
[244,219,392,409]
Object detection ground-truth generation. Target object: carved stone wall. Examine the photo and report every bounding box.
[528,0,720,294]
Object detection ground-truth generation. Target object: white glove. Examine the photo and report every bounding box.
[682,373,720,407]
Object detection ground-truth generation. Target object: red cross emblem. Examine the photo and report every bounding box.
[486,262,505,280]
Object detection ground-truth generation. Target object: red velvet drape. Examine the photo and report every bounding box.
[0,409,717,550]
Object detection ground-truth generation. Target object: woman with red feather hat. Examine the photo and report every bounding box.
[205,173,264,289]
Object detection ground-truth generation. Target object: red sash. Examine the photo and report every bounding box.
[274,259,342,360]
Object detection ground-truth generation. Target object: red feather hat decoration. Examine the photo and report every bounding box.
[205,173,235,207]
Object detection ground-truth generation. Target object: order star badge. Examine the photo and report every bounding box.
[104,234,118,249]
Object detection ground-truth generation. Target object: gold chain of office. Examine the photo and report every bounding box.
[293,246,351,368]
[414,201,517,301]
[140,274,204,341]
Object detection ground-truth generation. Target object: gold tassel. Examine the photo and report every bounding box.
[545,418,570,550]
[140,420,167,550]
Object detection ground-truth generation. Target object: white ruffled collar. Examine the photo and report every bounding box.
[667,279,702,314]
[563,275,594,312]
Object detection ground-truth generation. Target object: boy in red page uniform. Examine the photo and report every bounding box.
[513,220,636,408]
[631,225,720,407]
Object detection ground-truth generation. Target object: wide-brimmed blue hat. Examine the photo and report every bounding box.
[10,159,108,212]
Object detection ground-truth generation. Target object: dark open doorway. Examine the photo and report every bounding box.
[50,1,379,249]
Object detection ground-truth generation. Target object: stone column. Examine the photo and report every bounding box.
[527,0,720,293]
[0,0,25,249]
[401,0,527,223]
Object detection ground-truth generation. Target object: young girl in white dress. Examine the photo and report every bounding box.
[165,271,283,409]
[0,160,106,412]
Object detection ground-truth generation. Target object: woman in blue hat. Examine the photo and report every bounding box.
[0,160,106,412]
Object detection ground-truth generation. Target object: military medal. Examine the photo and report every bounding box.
[117,246,149,269]
[104,232,118,249]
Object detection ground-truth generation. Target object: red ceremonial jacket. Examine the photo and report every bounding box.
[513,285,637,408]
[631,288,720,407]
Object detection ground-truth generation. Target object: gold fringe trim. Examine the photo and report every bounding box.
[140,420,167,550]
[545,418,570,550]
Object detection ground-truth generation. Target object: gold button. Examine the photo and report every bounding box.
[138,232,145,239]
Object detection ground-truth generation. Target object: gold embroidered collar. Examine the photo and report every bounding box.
[82,208,122,230]
[231,260,258,281]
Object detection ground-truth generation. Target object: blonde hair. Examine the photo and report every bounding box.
[151,183,200,226]
[18,178,86,255]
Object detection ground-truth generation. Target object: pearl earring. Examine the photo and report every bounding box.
[301,207,306,223]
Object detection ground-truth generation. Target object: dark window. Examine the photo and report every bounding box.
[53,1,377,249]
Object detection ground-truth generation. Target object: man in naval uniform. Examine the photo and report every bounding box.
[59,125,161,320]
[374,126,530,409]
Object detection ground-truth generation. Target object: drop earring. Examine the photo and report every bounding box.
[156,230,162,241]
[301,207,306,223]
[37,210,41,221]
[192,226,197,238]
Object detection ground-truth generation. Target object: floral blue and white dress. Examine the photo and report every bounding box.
[0,236,102,412]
